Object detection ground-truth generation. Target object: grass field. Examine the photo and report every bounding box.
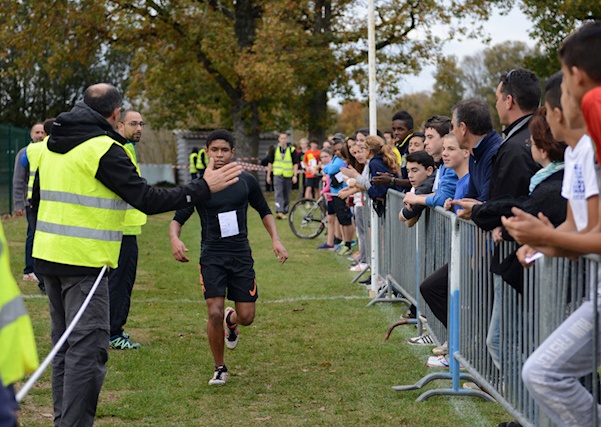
[4,191,511,426]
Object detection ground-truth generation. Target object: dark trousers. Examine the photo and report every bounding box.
[44,273,109,427]
[0,383,16,427]
[24,205,35,274]
[108,235,138,337]
[419,264,449,328]
[273,175,292,213]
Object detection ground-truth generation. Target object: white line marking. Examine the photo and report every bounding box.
[22,294,368,304]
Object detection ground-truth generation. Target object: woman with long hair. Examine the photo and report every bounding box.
[365,135,401,216]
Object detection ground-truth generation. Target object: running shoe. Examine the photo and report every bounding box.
[407,334,435,346]
[337,246,353,256]
[208,365,229,386]
[349,263,368,272]
[224,307,239,349]
[110,333,142,350]
[316,243,334,249]
[426,355,449,368]
[347,252,361,261]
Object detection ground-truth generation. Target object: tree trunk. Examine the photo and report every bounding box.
[306,87,328,143]
[231,97,260,158]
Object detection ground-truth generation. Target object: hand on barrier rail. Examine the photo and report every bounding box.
[492,226,504,243]
[203,158,242,193]
[516,244,538,267]
[450,198,482,220]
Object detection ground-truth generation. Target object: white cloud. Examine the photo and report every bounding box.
[399,6,535,94]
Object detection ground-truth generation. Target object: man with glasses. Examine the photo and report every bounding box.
[107,110,147,350]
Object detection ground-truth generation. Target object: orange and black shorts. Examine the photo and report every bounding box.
[199,254,257,302]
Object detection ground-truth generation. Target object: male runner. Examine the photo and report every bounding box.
[169,129,288,385]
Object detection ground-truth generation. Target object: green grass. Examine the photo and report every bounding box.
[5,191,511,426]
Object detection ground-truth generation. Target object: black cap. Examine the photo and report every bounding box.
[332,133,345,143]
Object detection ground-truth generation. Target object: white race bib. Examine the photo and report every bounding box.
[218,210,240,238]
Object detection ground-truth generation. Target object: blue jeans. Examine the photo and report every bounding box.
[486,274,503,370]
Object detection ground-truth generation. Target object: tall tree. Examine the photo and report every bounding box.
[0,1,131,128]
[520,1,601,78]
[1,0,512,155]
[462,41,536,130]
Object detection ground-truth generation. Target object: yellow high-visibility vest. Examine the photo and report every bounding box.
[189,152,198,174]
[33,136,133,268]
[26,136,48,200]
[0,223,39,386]
[273,146,294,178]
[122,142,147,236]
[196,148,207,170]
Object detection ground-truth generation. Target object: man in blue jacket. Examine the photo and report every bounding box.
[451,98,503,213]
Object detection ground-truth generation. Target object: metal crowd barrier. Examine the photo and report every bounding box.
[370,192,600,426]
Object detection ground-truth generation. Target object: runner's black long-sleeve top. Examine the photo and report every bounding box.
[173,171,272,258]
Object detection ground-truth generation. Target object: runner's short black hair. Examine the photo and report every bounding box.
[206,129,235,148]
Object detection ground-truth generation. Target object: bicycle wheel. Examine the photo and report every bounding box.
[288,197,326,239]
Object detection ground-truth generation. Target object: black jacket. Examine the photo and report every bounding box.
[35,102,212,276]
[472,169,566,293]
[488,115,540,201]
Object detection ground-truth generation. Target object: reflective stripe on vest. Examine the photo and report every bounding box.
[273,146,294,177]
[0,223,38,386]
[0,297,26,330]
[37,221,123,242]
[26,137,48,199]
[33,135,130,268]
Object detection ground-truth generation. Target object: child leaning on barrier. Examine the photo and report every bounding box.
[502,21,601,427]
[398,150,436,227]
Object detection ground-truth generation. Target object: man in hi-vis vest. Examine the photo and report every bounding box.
[106,109,146,350]
[266,132,299,219]
[32,83,241,427]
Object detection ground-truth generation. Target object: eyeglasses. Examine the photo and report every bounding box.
[123,121,146,128]
[502,69,517,96]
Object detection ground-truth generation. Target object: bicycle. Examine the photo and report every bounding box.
[288,195,327,239]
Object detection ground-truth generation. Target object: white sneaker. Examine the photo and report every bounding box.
[22,273,39,282]
[224,307,239,350]
[349,263,368,272]
[208,365,229,385]
[426,355,449,368]
[407,334,435,346]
